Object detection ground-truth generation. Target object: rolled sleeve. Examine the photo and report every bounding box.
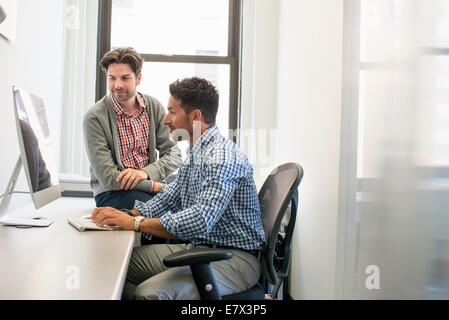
[133,177,182,218]
[160,212,186,240]
[134,200,152,218]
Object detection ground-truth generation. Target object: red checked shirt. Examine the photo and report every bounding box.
[111,93,150,170]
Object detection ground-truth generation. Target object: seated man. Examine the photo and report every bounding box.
[92,77,266,300]
[83,47,181,244]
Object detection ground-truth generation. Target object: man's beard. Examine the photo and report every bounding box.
[170,117,194,142]
[112,88,134,103]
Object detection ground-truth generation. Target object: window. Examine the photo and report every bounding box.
[357,0,449,178]
[96,0,242,158]
[339,0,449,299]
[58,0,241,191]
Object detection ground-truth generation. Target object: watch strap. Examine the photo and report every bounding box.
[121,209,134,217]
[134,216,145,232]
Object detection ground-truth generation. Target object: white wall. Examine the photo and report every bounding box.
[276,0,343,299]
[0,0,65,210]
[241,0,344,299]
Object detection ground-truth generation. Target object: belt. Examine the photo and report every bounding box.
[199,244,261,258]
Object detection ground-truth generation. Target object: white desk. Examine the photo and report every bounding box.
[0,197,135,300]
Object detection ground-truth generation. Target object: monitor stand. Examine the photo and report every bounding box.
[0,156,53,227]
[0,156,26,215]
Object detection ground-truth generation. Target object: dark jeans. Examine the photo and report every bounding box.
[94,189,168,245]
[95,189,153,210]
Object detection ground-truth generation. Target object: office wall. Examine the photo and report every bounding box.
[241,0,343,299]
[0,0,65,210]
[276,0,343,299]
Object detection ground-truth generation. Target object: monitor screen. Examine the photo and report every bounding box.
[12,86,60,209]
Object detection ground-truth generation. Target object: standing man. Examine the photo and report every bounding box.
[83,47,181,244]
[92,77,266,300]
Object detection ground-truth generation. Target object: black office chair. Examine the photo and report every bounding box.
[163,162,304,300]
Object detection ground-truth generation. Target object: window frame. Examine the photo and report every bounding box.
[95,0,243,135]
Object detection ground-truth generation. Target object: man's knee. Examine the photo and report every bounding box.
[134,283,170,300]
[134,280,199,300]
[134,267,200,300]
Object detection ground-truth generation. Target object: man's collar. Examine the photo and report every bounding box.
[188,124,219,154]
[111,92,146,117]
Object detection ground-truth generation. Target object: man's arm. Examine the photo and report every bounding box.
[91,207,176,239]
[133,174,182,218]
[141,99,182,181]
[83,114,154,192]
[159,159,242,240]
[92,160,239,241]
[139,218,176,239]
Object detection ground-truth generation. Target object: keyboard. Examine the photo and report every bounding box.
[67,217,120,232]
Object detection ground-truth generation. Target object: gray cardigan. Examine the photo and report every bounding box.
[83,94,181,197]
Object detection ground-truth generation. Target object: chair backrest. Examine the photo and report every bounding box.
[259,163,303,285]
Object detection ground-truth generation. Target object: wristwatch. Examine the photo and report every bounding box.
[134,216,145,232]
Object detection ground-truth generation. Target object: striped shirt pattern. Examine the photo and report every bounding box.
[111,93,150,169]
[134,125,266,250]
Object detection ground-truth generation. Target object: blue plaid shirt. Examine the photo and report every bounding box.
[134,125,266,251]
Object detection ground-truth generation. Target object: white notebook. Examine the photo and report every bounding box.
[0,217,53,227]
[68,216,120,232]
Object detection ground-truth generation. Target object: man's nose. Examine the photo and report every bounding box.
[114,78,123,88]
[163,114,170,125]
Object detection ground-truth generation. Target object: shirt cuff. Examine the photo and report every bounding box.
[160,212,183,240]
[134,200,151,218]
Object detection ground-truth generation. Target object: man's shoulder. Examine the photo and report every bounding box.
[84,95,110,121]
[207,135,250,167]
[210,132,238,152]
[140,94,164,110]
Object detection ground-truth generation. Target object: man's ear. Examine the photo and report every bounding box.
[136,73,142,85]
[191,109,203,122]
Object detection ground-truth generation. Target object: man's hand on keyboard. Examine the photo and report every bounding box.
[92,207,134,230]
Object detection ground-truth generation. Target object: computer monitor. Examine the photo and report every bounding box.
[0,86,60,215]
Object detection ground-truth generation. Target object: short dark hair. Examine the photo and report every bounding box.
[100,47,144,76]
[169,77,219,125]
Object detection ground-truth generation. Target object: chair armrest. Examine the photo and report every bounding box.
[163,248,233,267]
